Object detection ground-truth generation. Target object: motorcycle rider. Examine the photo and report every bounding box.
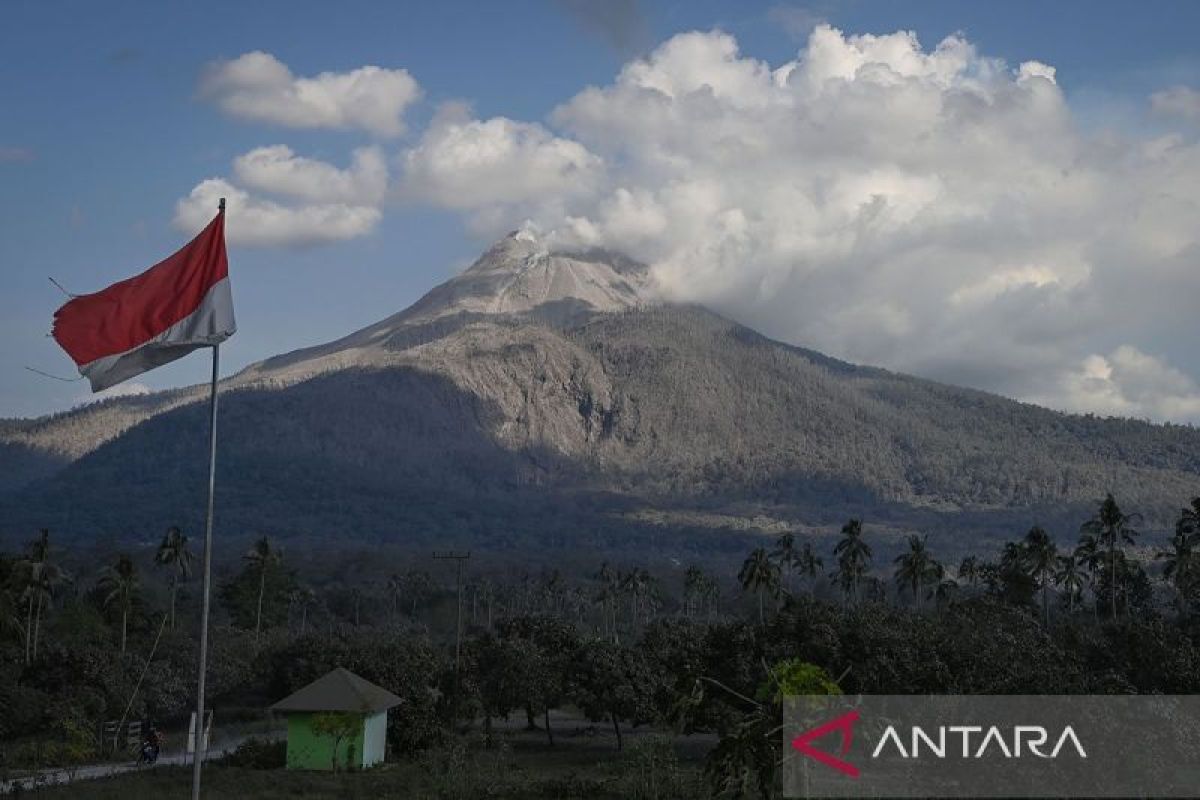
[138,723,163,765]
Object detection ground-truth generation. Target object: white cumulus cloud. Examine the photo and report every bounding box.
[1151,85,1200,120]
[399,103,602,225]
[404,24,1200,422]
[174,178,381,248]
[232,145,388,205]
[1034,347,1200,422]
[200,51,421,137]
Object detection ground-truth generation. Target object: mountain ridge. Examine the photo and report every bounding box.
[1,234,1197,547]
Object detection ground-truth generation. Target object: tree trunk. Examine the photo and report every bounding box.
[33,594,43,660]
[1110,544,1117,620]
[544,707,554,747]
[301,605,308,636]
[120,605,128,659]
[611,711,623,751]
[1042,575,1049,627]
[525,706,537,731]
[24,594,33,665]
[255,568,266,642]
[170,578,178,630]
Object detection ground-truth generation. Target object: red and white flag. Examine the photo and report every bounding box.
[52,210,236,392]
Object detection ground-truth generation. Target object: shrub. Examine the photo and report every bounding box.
[217,736,286,769]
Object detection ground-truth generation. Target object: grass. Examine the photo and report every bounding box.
[22,726,711,799]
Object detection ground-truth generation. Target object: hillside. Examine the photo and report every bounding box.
[1,233,1198,551]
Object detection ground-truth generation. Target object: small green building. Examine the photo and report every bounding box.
[271,667,401,771]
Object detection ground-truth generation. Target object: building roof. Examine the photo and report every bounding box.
[270,667,402,714]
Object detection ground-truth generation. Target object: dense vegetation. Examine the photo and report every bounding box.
[2,494,1198,796]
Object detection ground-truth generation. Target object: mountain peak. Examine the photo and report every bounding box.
[231,232,659,383]
[404,233,656,324]
[465,229,549,276]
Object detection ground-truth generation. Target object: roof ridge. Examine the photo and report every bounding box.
[270,667,402,713]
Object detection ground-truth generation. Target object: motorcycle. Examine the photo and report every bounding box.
[136,736,161,766]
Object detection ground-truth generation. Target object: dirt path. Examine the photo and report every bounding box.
[0,731,281,794]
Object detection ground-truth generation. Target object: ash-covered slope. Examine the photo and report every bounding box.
[1,234,1198,546]
[234,230,655,383]
[0,231,655,472]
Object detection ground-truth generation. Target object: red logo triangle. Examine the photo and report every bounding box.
[791,708,861,778]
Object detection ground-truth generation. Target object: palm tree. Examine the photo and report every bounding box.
[620,568,652,629]
[20,529,67,663]
[1054,552,1086,614]
[17,561,37,665]
[98,555,139,659]
[30,561,66,661]
[154,526,193,630]
[1079,494,1141,619]
[403,569,433,618]
[771,533,797,595]
[832,519,872,606]
[19,531,47,664]
[683,566,705,618]
[350,587,363,626]
[1074,532,1102,573]
[702,574,721,620]
[1178,497,1200,539]
[478,578,496,631]
[386,574,404,623]
[931,578,959,609]
[893,535,939,610]
[1073,532,1102,619]
[958,556,980,589]
[541,570,565,617]
[0,586,21,649]
[738,548,779,625]
[596,563,620,641]
[794,543,823,596]
[1023,526,1058,627]
[1158,528,1197,619]
[244,536,282,643]
[290,586,316,635]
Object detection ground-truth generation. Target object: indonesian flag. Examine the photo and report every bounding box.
[52,209,236,392]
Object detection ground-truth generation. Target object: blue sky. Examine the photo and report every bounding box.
[2,1,1199,419]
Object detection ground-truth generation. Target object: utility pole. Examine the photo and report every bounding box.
[432,551,471,714]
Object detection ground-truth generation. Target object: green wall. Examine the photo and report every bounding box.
[284,712,367,771]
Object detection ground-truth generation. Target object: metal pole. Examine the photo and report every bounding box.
[191,214,223,798]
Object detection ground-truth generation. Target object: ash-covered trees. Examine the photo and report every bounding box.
[568,638,656,750]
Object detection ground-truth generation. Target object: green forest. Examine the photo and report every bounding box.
[2,493,1199,797]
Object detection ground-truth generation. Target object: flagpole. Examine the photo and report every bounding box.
[191,197,224,800]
